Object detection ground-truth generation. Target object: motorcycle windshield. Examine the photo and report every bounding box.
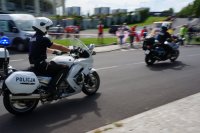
[68,38,89,51]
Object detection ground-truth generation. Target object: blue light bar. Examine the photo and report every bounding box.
[0,36,10,46]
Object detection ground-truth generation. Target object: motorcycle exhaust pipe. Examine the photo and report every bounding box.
[10,94,41,100]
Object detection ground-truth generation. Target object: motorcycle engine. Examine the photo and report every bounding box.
[57,80,70,94]
[155,47,165,56]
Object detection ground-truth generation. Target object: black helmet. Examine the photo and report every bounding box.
[161,26,168,32]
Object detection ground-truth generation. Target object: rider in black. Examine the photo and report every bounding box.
[29,17,72,100]
[156,26,174,57]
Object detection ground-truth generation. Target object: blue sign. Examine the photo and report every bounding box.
[0,36,10,46]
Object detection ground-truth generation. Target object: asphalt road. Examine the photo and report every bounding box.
[0,45,200,133]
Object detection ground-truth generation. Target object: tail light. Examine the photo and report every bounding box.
[147,45,151,49]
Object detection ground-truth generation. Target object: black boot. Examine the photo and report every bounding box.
[46,88,59,101]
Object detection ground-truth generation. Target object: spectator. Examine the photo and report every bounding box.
[167,27,176,35]
[167,24,176,35]
[179,25,188,39]
[140,26,148,39]
[149,28,157,37]
[117,25,125,45]
[116,24,129,45]
[74,26,80,38]
[129,25,137,48]
[187,25,193,45]
[97,21,104,44]
[122,23,130,31]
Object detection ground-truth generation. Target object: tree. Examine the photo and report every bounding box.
[177,0,200,17]
[168,8,174,15]
[40,0,53,13]
[193,0,200,17]
[136,8,150,21]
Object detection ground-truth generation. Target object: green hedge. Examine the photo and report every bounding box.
[53,37,118,46]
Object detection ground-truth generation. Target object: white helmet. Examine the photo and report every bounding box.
[32,17,53,33]
[161,22,170,29]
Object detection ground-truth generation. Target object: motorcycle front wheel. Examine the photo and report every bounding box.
[3,91,39,115]
[170,50,180,62]
[145,54,156,65]
[82,71,100,96]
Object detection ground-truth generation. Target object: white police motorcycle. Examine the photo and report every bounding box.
[0,37,100,115]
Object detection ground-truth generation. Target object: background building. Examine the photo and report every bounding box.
[94,7,110,15]
[66,6,81,16]
[111,9,127,14]
[94,8,101,15]
[0,0,64,16]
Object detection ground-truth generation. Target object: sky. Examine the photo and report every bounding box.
[62,0,194,15]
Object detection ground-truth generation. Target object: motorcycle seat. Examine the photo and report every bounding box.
[20,67,46,76]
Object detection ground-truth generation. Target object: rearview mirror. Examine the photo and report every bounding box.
[88,44,95,50]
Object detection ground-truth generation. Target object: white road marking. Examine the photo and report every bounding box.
[96,66,118,71]
[10,59,24,62]
[121,49,136,51]
[129,62,145,65]
[96,62,145,71]
[187,54,200,57]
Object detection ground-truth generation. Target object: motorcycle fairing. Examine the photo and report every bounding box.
[66,64,83,92]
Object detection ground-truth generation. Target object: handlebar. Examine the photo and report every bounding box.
[70,47,91,58]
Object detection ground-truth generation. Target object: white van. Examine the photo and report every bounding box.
[0,14,36,51]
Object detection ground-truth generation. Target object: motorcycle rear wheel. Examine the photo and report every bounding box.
[3,91,39,115]
[82,71,100,96]
[145,54,156,65]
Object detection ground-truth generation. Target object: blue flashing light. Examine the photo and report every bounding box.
[0,36,10,46]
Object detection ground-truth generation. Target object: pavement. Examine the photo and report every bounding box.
[94,42,143,53]
[87,44,200,133]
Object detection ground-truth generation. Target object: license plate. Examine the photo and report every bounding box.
[145,50,150,54]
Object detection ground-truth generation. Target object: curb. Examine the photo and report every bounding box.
[94,43,143,53]
[87,92,200,133]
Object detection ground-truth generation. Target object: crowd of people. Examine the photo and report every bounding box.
[46,20,194,48]
[115,23,149,48]
[113,22,195,47]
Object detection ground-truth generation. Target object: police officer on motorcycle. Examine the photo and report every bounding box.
[29,17,73,100]
[156,25,174,57]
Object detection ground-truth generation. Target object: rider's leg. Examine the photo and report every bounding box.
[163,44,174,57]
[45,61,69,97]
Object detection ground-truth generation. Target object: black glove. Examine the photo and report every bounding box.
[52,50,62,55]
[70,48,80,53]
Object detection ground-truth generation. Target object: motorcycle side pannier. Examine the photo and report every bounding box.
[5,71,40,94]
[142,37,155,50]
